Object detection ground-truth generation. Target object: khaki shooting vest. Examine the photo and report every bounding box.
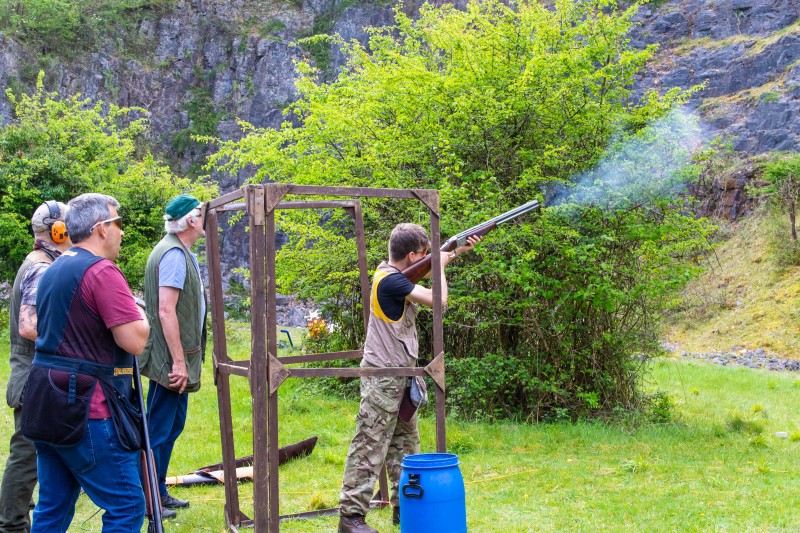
[140,234,206,392]
[362,262,419,368]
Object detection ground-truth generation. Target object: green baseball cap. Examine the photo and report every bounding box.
[164,193,201,221]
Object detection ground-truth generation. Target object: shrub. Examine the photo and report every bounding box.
[0,0,177,59]
[446,352,538,422]
[0,299,9,338]
[207,0,710,420]
[0,73,216,287]
[761,152,800,260]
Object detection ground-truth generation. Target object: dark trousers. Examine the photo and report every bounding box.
[0,407,37,532]
[146,381,188,497]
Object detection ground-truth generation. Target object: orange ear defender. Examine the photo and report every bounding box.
[45,200,68,243]
[50,220,67,243]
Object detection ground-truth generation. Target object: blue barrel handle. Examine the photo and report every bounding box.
[402,473,424,500]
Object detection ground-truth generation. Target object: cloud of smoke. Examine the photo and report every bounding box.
[548,107,704,210]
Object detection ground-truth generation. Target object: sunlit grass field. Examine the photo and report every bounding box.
[1,325,800,532]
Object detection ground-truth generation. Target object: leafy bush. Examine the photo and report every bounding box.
[644,391,675,424]
[446,351,549,422]
[0,73,216,287]
[206,0,712,420]
[172,81,224,159]
[300,308,362,401]
[0,300,9,338]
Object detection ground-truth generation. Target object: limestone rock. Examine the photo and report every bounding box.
[0,0,798,279]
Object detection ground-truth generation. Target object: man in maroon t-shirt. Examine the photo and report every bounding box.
[26,193,150,533]
[80,260,147,419]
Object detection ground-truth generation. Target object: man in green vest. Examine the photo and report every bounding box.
[1,201,72,532]
[140,193,207,513]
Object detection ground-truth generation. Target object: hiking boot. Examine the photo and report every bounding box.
[338,514,378,533]
[161,508,177,520]
[161,492,189,509]
[392,505,400,526]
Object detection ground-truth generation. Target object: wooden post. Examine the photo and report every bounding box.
[205,185,448,530]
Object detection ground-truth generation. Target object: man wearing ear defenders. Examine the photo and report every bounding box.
[1,201,72,533]
[139,193,207,513]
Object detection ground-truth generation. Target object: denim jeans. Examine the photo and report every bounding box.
[146,380,188,497]
[32,418,144,533]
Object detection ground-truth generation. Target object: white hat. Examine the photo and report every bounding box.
[31,201,68,234]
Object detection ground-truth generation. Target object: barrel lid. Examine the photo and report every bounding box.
[402,453,460,469]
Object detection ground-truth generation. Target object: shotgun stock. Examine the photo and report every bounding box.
[401,200,540,284]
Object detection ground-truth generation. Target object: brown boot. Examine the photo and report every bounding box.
[392,506,400,526]
[338,514,378,533]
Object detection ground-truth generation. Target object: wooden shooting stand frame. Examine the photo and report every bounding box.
[204,184,449,532]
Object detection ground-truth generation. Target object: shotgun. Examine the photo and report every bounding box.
[134,357,164,533]
[401,199,540,283]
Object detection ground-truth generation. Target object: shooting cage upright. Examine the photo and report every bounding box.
[204,184,450,532]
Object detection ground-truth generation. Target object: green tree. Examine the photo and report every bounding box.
[762,153,800,241]
[207,0,713,419]
[0,72,216,287]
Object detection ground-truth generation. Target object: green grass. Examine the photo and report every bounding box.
[3,332,800,531]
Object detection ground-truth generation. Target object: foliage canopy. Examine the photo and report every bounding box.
[207,0,714,420]
[0,73,216,288]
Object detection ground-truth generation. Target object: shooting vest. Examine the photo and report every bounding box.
[23,248,137,438]
[362,262,419,368]
[140,233,206,392]
[33,248,134,372]
[7,245,58,408]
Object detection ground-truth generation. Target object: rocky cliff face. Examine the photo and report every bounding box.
[632,0,800,155]
[0,0,797,270]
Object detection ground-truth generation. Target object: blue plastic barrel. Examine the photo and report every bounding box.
[399,453,467,533]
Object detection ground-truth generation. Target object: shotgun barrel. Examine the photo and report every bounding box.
[401,199,540,283]
[134,357,164,533]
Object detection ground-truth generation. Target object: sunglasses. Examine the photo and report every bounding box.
[91,216,122,232]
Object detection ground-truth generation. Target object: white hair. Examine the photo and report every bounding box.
[164,209,199,235]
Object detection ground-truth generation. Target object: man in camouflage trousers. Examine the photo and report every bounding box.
[338,223,479,533]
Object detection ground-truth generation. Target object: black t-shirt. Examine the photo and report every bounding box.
[376,272,415,321]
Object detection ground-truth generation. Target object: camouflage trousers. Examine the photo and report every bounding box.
[339,374,420,516]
